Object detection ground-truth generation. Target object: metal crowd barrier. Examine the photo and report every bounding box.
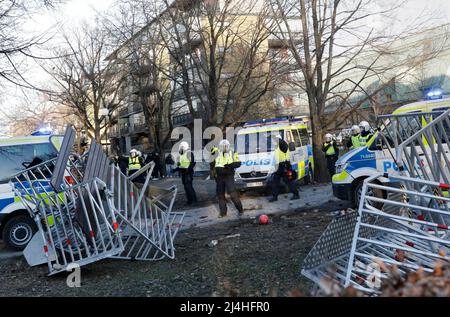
[377,109,450,184]
[8,125,184,275]
[303,110,450,295]
[108,163,185,261]
[302,173,450,294]
[23,178,123,275]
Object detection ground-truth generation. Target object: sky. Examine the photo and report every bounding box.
[1,0,450,135]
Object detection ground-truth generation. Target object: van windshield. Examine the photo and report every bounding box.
[236,131,282,154]
[0,142,58,183]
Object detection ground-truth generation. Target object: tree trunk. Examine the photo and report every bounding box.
[311,120,329,183]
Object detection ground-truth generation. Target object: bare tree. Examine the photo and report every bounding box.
[103,0,177,160]
[0,91,76,136]
[42,22,127,142]
[0,0,61,90]
[150,0,280,129]
[270,0,446,182]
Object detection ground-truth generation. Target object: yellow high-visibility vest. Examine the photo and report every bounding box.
[359,135,370,146]
[179,153,191,168]
[215,151,239,168]
[324,142,336,156]
[129,157,141,170]
[351,136,361,149]
[274,146,290,163]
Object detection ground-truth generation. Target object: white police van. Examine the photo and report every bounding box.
[332,97,450,206]
[0,131,62,250]
[234,118,314,190]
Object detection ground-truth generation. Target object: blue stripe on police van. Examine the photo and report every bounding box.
[0,197,14,210]
[344,147,376,173]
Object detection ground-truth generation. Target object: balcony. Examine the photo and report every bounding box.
[172,111,203,127]
[118,104,144,117]
[120,125,130,135]
[172,112,193,127]
[131,122,148,134]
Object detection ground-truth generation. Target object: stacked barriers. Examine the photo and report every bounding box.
[108,163,185,261]
[302,109,450,295]
[302,174,450,294]
[9,125,185,275]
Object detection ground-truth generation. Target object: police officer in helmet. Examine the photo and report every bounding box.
[214,139,243,217]
[347,125,361,149]
[359,121,373,146]
[174,141,198,205]
[128,149,145,183]
[269,134,299,202]
[322,133,339,179]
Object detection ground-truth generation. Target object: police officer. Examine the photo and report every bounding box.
[128,149,145,183]
[347,125,361,149]
[359,121,373,146]
[214,139,243,217]
[269,135,299,202]
[322,133,339,179]
[174,141,198,205]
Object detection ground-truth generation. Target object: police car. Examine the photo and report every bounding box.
[332,97,450,206]
[0,130,62,250]
[234,117,314,191]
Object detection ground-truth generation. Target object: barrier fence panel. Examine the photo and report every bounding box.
[24,178,123,275]
[377,110,450,184]
[302,173,450,295]
[108,163,185,261]
[9,126,184,274]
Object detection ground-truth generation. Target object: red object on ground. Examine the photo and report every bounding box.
[259,214,269,225]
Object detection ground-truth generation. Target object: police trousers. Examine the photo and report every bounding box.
[181,172,197,204]
[326,154,338,178]
[216,174,243,215]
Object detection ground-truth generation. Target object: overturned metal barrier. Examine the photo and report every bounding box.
[377,109,450,184]
[23,178,123,275]
[108,163,185,261]
[302,174,450,295]
[9,125,184,275]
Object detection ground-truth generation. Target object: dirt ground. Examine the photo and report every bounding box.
[0,200,343,297]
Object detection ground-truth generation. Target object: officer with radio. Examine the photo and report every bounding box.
[214,139,243,217]
[322,133,339,179]
[269,135,300,202]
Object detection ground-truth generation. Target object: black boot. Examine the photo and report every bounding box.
[290,194,300,200]
[268,196,278,202]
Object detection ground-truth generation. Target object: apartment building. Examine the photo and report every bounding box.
[105,0,304,154]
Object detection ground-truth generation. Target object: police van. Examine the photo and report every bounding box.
[0,132,62,250]
[332,97,450,206]
[234,118,314,190]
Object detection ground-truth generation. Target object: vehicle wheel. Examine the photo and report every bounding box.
[3,215,37,251]
[304,164,314,185]
[353,179,385,210]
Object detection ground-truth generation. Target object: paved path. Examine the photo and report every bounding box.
[178,183,347,229]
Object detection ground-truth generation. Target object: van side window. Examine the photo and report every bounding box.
[299,129,310,145]
[285,130,294,144]
[0,143,57,183]
[292,129,302,147]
